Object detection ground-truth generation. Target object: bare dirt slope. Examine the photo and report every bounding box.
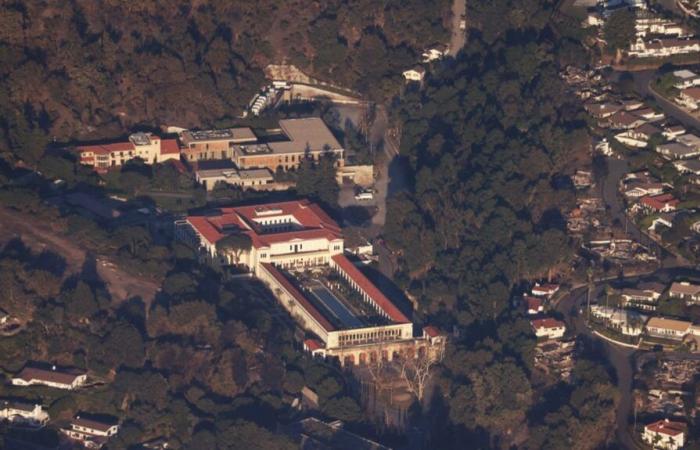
[0,208,159,305]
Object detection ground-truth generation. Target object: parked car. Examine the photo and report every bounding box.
[355,190,374,201]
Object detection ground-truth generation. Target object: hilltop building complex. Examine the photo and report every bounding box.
[175,200,443,365]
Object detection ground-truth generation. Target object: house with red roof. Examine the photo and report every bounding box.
[642,419,686,450]
[77,132,180,171]
[524,296,544,315]
[639,193,680,213]
[531,318,566,339]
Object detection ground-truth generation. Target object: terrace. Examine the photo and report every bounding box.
[293,268,394,330]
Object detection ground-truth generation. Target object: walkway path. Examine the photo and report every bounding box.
[448,0,466,56]
[0,207,160,305]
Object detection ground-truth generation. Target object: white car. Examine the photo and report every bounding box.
[355,191,374,201]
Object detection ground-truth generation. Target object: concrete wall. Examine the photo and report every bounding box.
[337,165,374,187]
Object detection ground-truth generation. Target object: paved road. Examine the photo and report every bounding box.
[624,70,700,132]
[448,0,466,56]
[556,266,700,448]
[556,284,638,449]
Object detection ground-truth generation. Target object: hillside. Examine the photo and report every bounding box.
[0,0,449,147]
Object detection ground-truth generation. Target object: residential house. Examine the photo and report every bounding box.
[673,69,700,89]
[531,283,560,298]
[648,214,674,236]
[639,193,680,213]
[656,142,700,159]
[677,87,700,111]
[12,364,87,390]
[676,133,700,150]
[642,419,686,450]
[668,281,700,304]
[584,102,622,119]
[628,37,700,58]
[531,318,566,340]
[663,125,686,139]
[595,137,613,156]
[620,99,645,111]
[672,159,700,175]
[421,45,448,62]
[607,110,647,130]
[623,182,666,198]
[645,317,694,340]
[402,66,426,82]
[633,108,665,122]
[590,306,648,336]
[0,400,49,427]
[637,18,687,38]
[61,415,119,449]
[524,296,544,315]
[615,123,661,148]
[620,286,663,311]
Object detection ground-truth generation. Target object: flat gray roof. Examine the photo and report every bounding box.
[181,127,257,144]
[267,118,343,154]
[196,167,273,180]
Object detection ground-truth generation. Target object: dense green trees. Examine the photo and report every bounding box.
[295,154,340,208]
[0,0,449,164]
[604,9,637,52]
[386,37,580,325]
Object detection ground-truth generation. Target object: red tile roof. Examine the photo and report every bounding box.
[423,325,440,337]
[525,296,543,312]
[260,263,335,332]
[641,193,679,211]
[160,139,180,155]
[304,338,324,351]
[531,318,565,330]
[645,419,686,437]
[186,200,343,248]
[78,141,134,156]
[331,254,409,323]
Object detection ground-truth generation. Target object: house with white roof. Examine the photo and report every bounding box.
[620,285,663,311]
[668,281,700,304]
[402,66,426,83]
[590,306,648,336]
[672,159,700,175]
[645,317,696,340]
[673,69,700,89]
[61,415,119,449]
[0,400,49,427]
[656,142,700,159]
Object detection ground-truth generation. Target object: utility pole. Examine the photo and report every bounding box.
[586,265,594,323]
